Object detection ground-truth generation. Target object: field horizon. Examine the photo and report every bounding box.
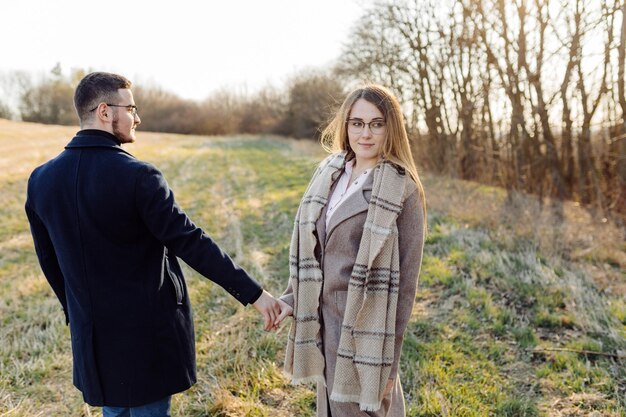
[0,119,624,416]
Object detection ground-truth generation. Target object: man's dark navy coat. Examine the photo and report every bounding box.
[25,130,262,407]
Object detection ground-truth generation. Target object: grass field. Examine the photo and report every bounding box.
[0,119,624,416]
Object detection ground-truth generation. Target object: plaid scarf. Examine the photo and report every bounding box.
[284,152,407,411]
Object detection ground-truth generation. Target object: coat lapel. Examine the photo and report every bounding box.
[316,204,327,253]
[323,172,374,244]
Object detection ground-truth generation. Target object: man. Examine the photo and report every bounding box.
[25,72,282,416]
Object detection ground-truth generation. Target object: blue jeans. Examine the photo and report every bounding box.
[102,396,171,417]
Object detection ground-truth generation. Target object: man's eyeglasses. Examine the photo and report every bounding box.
[90,103,139,117]
[346,118,386,135]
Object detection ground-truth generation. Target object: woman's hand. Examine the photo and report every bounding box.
[274,298,294,328]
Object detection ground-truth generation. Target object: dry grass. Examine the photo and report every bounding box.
[423,174,626,296]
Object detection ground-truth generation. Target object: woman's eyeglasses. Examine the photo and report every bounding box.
[346,118,386,135]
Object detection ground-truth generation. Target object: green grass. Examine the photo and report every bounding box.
[0,121,624,416]
[412,212,625,415]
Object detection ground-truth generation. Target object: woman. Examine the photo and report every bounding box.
[276,84,426,416]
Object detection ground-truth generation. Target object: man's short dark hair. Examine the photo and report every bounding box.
[74,72,132,122]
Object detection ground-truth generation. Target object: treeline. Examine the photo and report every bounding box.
[337,0,626,222]
[0,64,345,140]
[2,0,625,223]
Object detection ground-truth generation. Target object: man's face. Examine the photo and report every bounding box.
[111,89,140,144]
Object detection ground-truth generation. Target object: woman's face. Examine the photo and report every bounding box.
[347,98,386,168]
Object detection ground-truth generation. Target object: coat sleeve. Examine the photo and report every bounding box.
[280,280,294,308]
[390,187,425,378]
[25,199,69,325]
[134,164,262,305]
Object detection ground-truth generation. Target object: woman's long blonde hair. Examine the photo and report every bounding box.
[321,84,426,219]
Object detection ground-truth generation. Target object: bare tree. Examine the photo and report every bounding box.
[575,0,611,206]
[554,0,583,194]
[616,0,626,218]
[277,70,345,139]
[19,64,76,126]
[336,0,625,224]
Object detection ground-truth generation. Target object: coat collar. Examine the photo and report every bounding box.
[317,168,374,245]
[65,130,134,157]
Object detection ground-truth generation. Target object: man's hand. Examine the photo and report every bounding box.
[274,298,293,328]
[252,290,282,331]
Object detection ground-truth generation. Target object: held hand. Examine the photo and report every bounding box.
[274,298,293,328]
[252,290,282,331]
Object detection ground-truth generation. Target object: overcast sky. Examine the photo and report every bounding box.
[0,0,368,100]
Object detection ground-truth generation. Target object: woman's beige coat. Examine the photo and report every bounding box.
[282,170,425,417]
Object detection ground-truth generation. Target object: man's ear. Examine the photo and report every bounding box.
[94,103,109,122]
